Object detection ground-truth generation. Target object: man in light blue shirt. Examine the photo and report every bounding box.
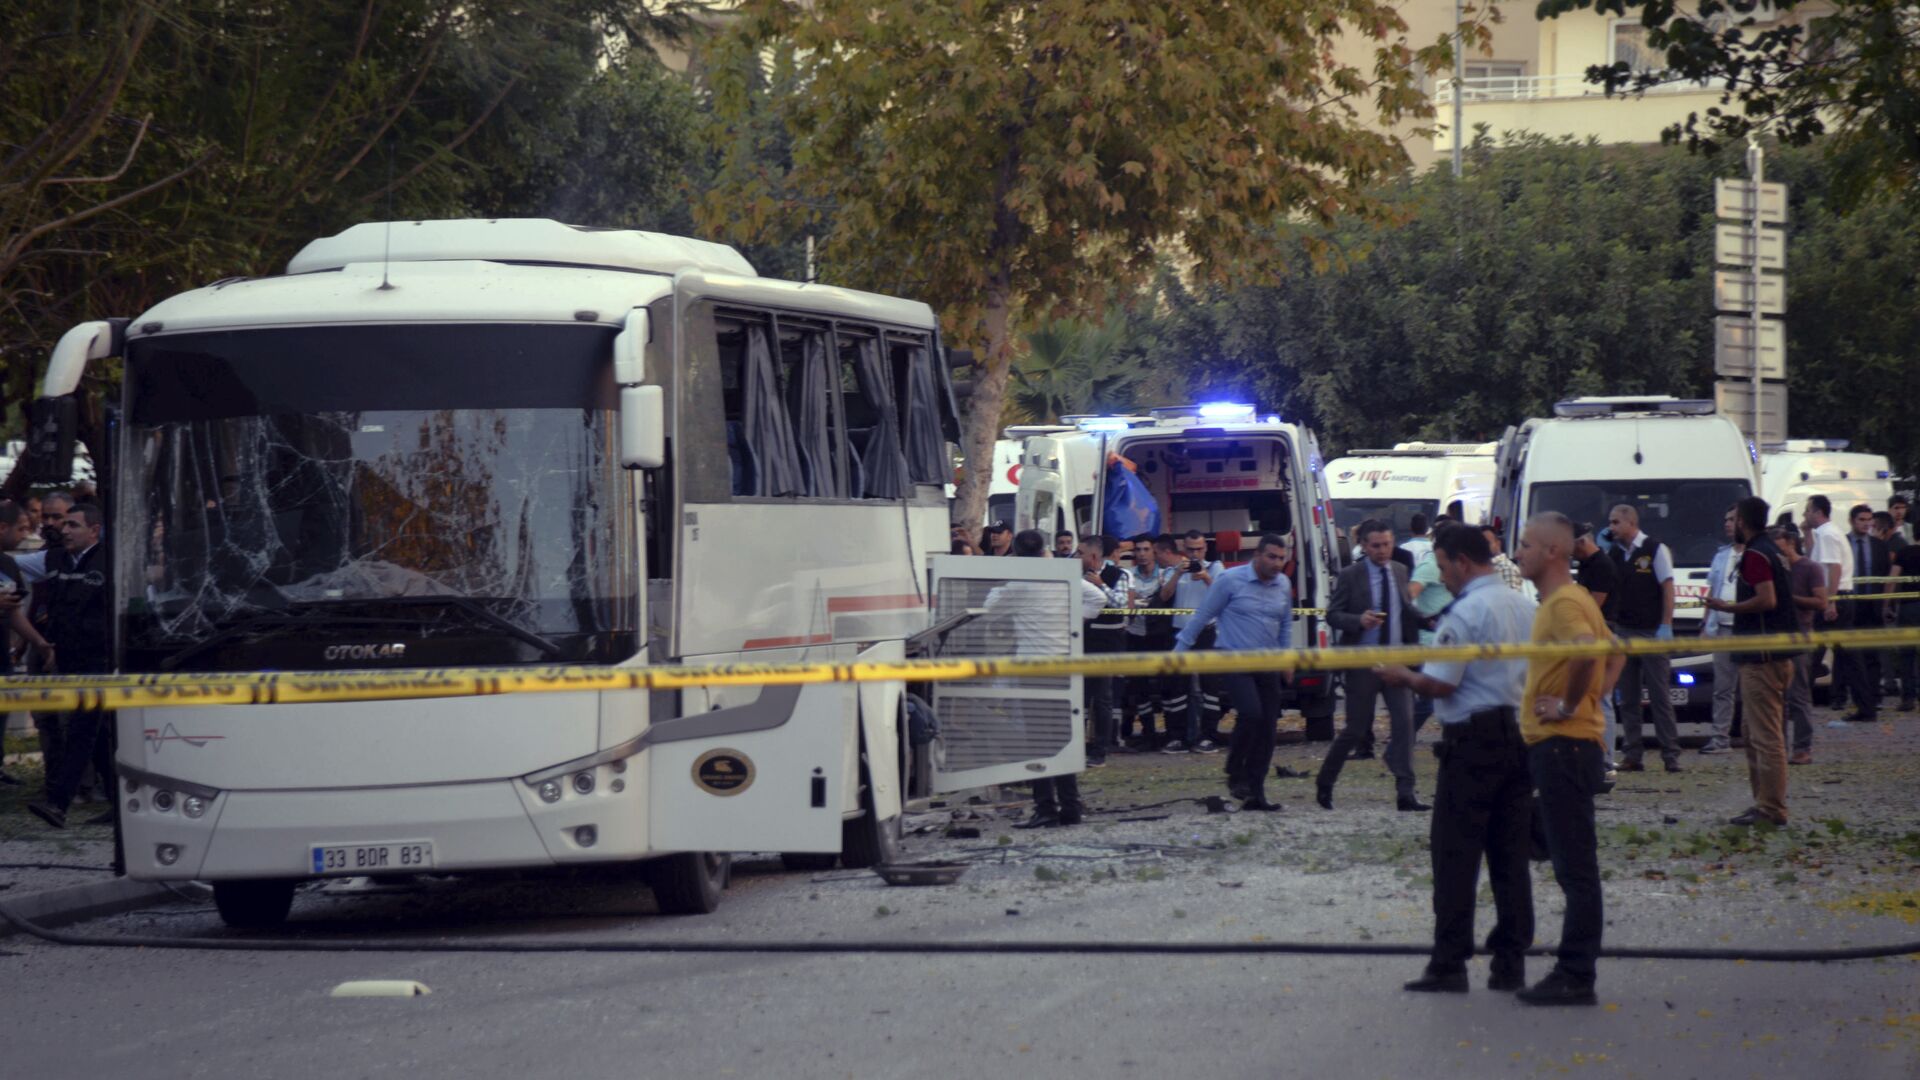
[1175,533,1293,811]
[1697,508,1740,754]
[1377,523,1536,996]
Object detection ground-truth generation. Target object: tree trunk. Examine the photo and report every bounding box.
[951,283,1015,531]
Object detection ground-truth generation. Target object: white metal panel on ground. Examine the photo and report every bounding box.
[925,554,1083,793]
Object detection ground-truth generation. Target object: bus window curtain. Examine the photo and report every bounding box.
[902,345,946,486]
[851,337,908,500]
[743,324,803,497]
[788,333,838,498]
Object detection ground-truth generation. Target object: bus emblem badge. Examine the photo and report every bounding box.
[692,749,756,797]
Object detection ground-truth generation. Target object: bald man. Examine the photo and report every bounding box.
[1515,512,1609,1006]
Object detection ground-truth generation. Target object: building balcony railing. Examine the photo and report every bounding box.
[1434,72,1717,104]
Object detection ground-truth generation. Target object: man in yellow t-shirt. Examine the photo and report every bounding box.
[1513,511,1608,1007]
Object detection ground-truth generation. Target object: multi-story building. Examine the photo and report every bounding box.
[1421,4,1829,167]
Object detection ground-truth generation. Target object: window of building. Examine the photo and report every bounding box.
[1465,61,1526,80]
[1610,19,1658,73]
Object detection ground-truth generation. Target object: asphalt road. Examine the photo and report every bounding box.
[7,718,1920,1078]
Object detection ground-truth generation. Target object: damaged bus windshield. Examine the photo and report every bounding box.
[118,323,637,671]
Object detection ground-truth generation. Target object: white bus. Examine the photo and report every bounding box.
[30,219,1080,927]
[1326,441,1496,552]
[1013,405,1344,729]
[1492,396,1758,737]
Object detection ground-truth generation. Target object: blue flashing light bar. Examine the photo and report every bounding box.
[1076,418,1132,432]
[1676,673,1696,686]
[1197,402,1257,421]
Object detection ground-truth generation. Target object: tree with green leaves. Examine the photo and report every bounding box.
[1139,134,1920,476]
[1535,0,1920,207]
[1,0,707,493]
[698,0,1486,525]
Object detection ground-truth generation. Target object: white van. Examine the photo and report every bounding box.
[1326,441,1497,549]
[1492,397,1759,735]
[1015,404,1343,730]
[1760,439,1894,525]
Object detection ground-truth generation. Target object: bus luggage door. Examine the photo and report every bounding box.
[923,555,1085,793]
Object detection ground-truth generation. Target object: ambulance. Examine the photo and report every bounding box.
[1325,441,1497,554]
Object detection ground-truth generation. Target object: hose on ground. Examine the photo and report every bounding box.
[3,904,1914,962]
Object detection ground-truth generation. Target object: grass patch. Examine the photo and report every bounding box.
[1824,890,1920,925]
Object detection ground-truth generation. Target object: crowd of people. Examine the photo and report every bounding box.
[964,486,1916,1006]
[0,484,116,831]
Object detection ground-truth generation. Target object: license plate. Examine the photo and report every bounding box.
[310,841,433,876]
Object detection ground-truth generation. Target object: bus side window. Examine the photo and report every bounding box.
[837,326,909,499]
[777,321,846,498]
[889,338,947,487]
[718,314,805,498]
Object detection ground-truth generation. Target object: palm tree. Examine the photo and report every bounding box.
[1010,313,1143,423]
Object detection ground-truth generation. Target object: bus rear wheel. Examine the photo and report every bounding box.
[213,879,296,929]
[648,852,730,915]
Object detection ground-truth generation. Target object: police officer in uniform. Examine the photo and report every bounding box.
[1376,523,1539,993]
[27,504,113,830]
[1606,504,1683,772]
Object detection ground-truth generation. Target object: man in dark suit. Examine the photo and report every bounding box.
[1837,503,1894,722]
[1317,518,1429,811]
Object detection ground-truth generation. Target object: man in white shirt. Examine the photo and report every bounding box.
[1698,508,1742,755]
[1802,495,1855,713]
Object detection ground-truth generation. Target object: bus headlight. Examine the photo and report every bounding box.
[152,790,176,812]
[538,781,562,804]
[574,825,597,848]
[155,844,180,866]
[571,772,595,795]
[182,795,208,819]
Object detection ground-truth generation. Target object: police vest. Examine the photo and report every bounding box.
[1610,535,1667,631]
[42,544,110,672]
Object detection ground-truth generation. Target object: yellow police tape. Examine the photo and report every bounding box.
[1833,591,1920,601]
[3,627,1918,713]
[1102,607,1330,617]
[1853,576,1920,584]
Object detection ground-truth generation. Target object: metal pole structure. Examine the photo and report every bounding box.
[1746,138,1764,443]
[1452,0,1464,178]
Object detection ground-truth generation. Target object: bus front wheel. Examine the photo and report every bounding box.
[649,852,730,915]
[213,879,296,929]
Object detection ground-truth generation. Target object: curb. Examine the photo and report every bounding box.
[0,877,182,938]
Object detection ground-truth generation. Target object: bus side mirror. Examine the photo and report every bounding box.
[613,309,649,385]
[22,395,78,484]
[620,385,665,469]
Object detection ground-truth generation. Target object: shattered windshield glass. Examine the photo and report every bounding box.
[118,324,636,670]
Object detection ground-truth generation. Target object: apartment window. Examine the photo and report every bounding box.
[1462,61,1527,99]
[1465,61,1526,80]
[1610,19,1658,73]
